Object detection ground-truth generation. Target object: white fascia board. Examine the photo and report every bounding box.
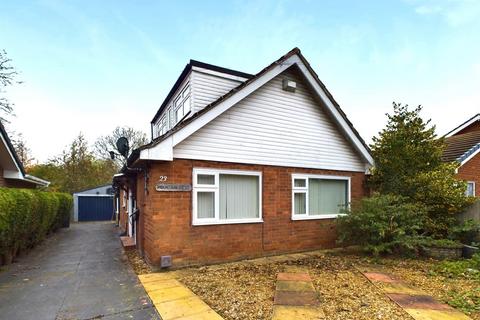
[0,131,23,177]
[292,55,374,166]
[3,169,23,179]
[24,174,50,187]
[191,66,250,82]
[446,114,480,137]
[172,58,296,147]
[140,135,173,161]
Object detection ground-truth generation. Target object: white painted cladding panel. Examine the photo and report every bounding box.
[191,70,243,114]
[174,68,366,172]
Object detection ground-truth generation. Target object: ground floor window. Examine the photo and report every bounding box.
[292,174,350,220]
[192,168,262,225]
[466,181,476,197]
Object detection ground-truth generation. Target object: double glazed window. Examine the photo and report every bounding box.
[174,86,191,123]
[292,174,350,219]
[193,169,262,225]
[466,182,476,197]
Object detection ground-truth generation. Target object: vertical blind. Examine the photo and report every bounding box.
[308,179,347,215]
[197,192,215,218]
[219,174,259,219]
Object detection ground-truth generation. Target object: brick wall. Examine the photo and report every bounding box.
[457,152,480,197]
[138,159,367,267]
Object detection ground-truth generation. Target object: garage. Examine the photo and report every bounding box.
[73,184,115,222]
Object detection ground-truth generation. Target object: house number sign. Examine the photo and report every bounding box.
[155,183,192,192]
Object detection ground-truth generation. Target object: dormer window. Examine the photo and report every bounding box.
[174,85,191,123]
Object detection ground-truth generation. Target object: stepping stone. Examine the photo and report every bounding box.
[276,280,315,292]
[387,294,454,310]
[363,272,400,283]
[274,291,319,306]
[360,270,472,320]
[277,273,312,282]
[272,270,323,319]
[381,282,427,295]
[272,305,325,319]
[404,309,472,320]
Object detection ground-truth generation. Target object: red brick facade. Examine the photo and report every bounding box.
[121,159,367,267]
[457,153,480,197]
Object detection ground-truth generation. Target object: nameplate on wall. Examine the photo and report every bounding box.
[155,184,192,192]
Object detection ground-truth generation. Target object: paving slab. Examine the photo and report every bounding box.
[274,290,319,306]
[277,272,312,281]
[360,269,471,320]
[405,308,473,320]
[272,269,323,319]
[276,280,315,291]
[139,272,224,320]
[388,293,454,310]
[0,222,159,320]
[272,305,325,319]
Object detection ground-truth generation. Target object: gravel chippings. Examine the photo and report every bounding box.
[126,249,479,320]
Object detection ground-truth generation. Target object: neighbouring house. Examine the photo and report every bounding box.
[0,122,49,189]
[73,184,114,222]
[114,48,373,267]
[443,114,480,197]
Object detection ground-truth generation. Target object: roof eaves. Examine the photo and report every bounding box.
[444,113,480,137]
[0,121,26,176]
[458,142,480,164]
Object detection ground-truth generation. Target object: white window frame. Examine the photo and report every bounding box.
[466,181,476,197]
[192,168,263,226]
[291,174,351,220]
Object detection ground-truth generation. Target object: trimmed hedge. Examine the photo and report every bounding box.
[0,188,72,265]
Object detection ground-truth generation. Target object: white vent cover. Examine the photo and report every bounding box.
[160,255,172,268]
[282,78,296,92]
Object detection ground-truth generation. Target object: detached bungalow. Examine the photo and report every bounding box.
[443,114,480,197]
[0,122,49,189]
[115,48,373,267]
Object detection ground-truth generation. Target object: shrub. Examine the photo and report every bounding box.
[337,194,427,256]
[0,188,72,264]
[449,219,480,245]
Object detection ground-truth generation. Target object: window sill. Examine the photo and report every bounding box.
[192,218,264,226]
[291,214,345,221]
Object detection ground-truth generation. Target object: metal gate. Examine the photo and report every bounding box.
[78,196,114,221]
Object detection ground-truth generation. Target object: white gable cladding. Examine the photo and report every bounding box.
[190,68,245,114]
[173,68,366,172]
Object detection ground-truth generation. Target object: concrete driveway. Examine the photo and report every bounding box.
[0,222,160,320]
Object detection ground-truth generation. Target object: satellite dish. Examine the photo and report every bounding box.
[116,137,129,157]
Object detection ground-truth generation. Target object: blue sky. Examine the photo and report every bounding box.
[1,0,479,161]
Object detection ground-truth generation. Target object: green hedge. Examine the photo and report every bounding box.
[0,188,72,264]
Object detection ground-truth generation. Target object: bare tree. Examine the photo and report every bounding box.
[0,50,20,122]
[93,126,148,168]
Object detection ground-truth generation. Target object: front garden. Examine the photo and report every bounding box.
[127,103,480,319]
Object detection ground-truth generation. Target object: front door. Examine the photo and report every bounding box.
[127,189,134,240]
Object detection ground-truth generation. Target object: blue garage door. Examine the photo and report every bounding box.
[78,196,114,221]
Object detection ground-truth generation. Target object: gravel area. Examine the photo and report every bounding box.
[126,249,479,320]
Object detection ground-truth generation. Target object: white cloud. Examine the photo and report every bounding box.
[410,0,480,26]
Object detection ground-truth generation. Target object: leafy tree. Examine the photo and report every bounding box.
[370,103,445,196]
[369,103,473,238]
[9,132,35,169]
[0,50,20,121]
[93,126,148,169]
[28,134,117,193]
